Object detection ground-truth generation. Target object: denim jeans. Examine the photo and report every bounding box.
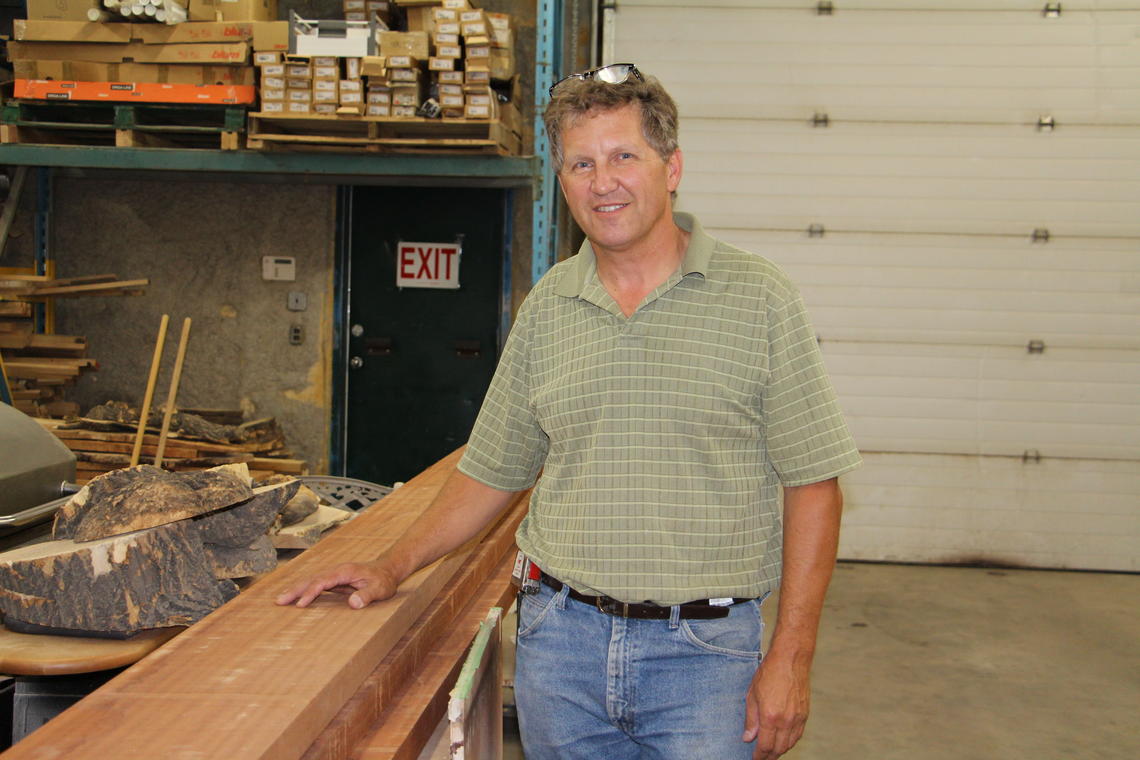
[514,581,764,759]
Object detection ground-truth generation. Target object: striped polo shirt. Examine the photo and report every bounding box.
[459,212,861,605]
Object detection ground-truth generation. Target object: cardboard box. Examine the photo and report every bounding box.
[262,100,285,112]
[262,75,286,89]
[486,12,510,31]
[490,48,514,80]
[339,78,362,92]
[314,102,338,114]
[391,85,421,106]
[464,103,492,119]
[338,103,365,115]
[378,31,429,59]
[313,79,337,93]
[431,8,458,22]
[345,58,362,79]
[14,20,132,43]
[367,90,391,104]
[189,0,276,23]
[313,65,339,79]
[441,0,469,8]
[25,0,98,22]
[436,44,461,59]
[286,63,311,77]
[440,93,464,108]
[490,26,513,49]
[345,11,367,21]
[392,105,417,118]
[344,0,365,9]
[254,51,282,65]
[252,21,289,51]
[366,103,390,116]
[390,68,420,82]
[404,7,433,32]
[339,91,363,104]
[261,62,285,76]
[14,59,256,86]
[14,78,256,104]
[287,101,311,114]
[465,44,490,61]
[458,10,484,24]
[386,55,418,68]
[6,40,250,65]
[433,32,460,46]
[429,57,457,71]
[464,66,489,85]
[133,21,258,45]
[461,21,488,37]
[313,90,337,103]
[261,87,285,100]
[361,56,387,77]
[288,88,312,102]
[437,69,463,85]
[435,21,460,36]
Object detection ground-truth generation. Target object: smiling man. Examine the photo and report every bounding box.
[279,66,861,760]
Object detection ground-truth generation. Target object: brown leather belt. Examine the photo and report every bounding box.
[539,573,749,620]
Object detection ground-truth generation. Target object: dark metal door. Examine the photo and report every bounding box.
[343,186,507,486]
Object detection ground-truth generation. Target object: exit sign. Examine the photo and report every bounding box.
[397,242,462,289]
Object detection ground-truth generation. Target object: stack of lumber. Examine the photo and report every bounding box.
[36,413,308,484]
[0,448,527,760]
[0,271,148,416]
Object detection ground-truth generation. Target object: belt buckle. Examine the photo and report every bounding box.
[596,597,629,617]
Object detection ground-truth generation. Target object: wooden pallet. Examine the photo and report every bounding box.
[246,112,522,155]
[0,99,246,150]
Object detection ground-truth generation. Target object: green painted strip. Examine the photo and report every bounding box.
[449,607,502,703]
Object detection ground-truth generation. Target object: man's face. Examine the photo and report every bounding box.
[556,104,682,257]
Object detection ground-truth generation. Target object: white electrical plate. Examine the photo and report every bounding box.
[262,256,296,281]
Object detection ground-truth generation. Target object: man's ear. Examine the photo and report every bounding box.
[666,149,683,193]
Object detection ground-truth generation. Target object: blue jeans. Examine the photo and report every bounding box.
[514,582,764,759]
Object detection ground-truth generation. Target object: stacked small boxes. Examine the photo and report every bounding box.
[344,0,392,25]
[255,54,365,116]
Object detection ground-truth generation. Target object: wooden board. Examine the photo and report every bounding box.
[1,449,511,760]
[352,588,509,760]
[0,624,182,677]
[446,609,503,760]
[300,516,523,760]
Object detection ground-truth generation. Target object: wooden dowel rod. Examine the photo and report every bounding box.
[130,314,168,467]
[154,317,191,468]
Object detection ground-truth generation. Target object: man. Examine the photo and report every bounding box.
[278,65,861,760]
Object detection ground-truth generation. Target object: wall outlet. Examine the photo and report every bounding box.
[289,324,304,345]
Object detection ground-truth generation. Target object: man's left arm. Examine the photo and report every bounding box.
[743,477,843,760]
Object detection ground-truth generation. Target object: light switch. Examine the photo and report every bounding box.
[287,291,307,311]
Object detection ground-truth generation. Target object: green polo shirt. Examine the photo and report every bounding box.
[459,212,861,605]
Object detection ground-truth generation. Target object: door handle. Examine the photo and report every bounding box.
[454,340,481,359]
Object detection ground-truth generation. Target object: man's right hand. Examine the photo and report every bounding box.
[275,561,400,609]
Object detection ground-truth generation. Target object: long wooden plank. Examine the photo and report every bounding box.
[1,449,495,760]
[300,504,525,760]
[353,572,512,760]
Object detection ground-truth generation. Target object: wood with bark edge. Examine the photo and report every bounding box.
[0,520,225,635]
[0,448,515,760]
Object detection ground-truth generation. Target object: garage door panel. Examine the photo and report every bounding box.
[612,2,1139,567]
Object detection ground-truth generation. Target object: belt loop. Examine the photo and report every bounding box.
[553,583,570,610]
[668,605,681,629]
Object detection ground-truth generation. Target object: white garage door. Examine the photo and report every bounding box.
[609,0,1140,571]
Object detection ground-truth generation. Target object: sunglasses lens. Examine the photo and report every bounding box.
[595,64,633,84]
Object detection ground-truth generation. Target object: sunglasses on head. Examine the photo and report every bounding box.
[549,63,643,97]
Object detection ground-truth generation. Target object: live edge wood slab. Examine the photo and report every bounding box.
[3,448,530,760]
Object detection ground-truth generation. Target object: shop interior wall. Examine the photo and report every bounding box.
[47,176,337,473]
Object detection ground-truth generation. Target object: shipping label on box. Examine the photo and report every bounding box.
[262,75,286,89]
[344,0,365,9]
[345,11,367,21]
[312,56,337,67]
[392,105,417,117]
[464,67,490,84]
[433,32,460,46]
[464,103,492,119]
[286,77,310,89]
[441,0,470,8]
[367,90,391,104]
[254,51,281,65]
[287,101,311,113]
[262,100,285,112]
[429,57,456,71]
[466,45,490,60]
[314,102,338,114]
[314,65,339,79]
[435,22,460,35]
[491,27,513,49]
[461,21,488,37]
[436,44,461,59]
[261,87,286,100]
[439,83,463,96]
[339,78,362,92]
[366,103,390,116]
[261,63,285,75]
[313,79,337,92]
[339,91,363,104]
[440,93,464,107]
[286,63,312,77]
[288,88,313,101]
[459,10,484,23]
[431,8,458,22]
[313,90,337,103]
[437,70,464,84]
[390,68,420,82]
[387,55,417,68]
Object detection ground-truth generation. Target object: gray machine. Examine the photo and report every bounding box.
[0,404,77,530]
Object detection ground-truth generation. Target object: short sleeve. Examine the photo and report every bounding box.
[458,292,550,491]
[761,278,862,486]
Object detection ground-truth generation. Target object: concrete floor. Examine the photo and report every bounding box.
[503,562,1139,760]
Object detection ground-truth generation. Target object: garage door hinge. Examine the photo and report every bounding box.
[1036,115,1056,132]
[807,223,826,238]
[816,1,834,15]
[811,112,830,128]
[1042,3,1062,18]
[1022,449,1042,464]
[1031,228,1050,243]
[1027,339,1046,354]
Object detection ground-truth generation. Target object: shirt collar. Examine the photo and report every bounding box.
[553,211,714,299]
